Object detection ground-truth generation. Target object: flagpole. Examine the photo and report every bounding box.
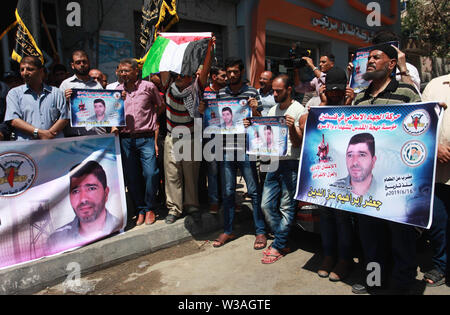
[30,0,41,47]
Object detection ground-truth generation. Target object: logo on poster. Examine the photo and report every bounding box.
[0,153,37,197]
[401,141,427,167]
[403,109,430,136]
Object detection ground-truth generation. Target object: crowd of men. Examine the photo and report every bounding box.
[0,29,448,295]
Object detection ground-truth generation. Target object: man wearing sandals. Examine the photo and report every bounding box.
[421,74,450,287]
[212,57,267,249]
[258,75,306,264]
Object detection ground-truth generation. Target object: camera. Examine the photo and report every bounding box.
[285,42,311,69]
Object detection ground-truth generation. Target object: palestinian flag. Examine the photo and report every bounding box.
[142,32,211,79]
[12,0,44,64]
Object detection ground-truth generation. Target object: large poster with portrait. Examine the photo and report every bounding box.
[295,102,443,229]
[0,135,127,270]
[70,89,126,128]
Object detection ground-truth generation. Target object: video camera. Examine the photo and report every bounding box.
[285,42,311,69]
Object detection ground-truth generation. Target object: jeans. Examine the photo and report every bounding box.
[207,159,220,205]
[120,136,159,215]
[320,207,354,260]
[427,183,450,275]
[261,160,298,251]
[220,151,265,235]
[358,214,417,288]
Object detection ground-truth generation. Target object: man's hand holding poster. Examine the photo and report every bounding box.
[70,89,126,128]
[295,102,443,229]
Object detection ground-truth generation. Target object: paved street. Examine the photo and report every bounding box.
[36,212,450,296]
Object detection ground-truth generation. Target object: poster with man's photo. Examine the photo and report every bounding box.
[246,116,288,157]
[203,97,251,135]
[349,41,398,93]
[70,89,126,128]
[295,102,443,229]
[0,135,127,270]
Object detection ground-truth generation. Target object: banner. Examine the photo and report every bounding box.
[295,102,443,229]
[12,0,44,64]
[137,0,179,62]
[0,135,127,270]
[246,116,288,157]
[70,89,126,128]
[203,97,251,135]
[349,41,398,93]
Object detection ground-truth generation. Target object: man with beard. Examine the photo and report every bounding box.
[334,133,378,197]
[351,44,421,295]
[220,107,234,129]
[47,161,121,254]
[87,99,108,123]
[60,50,107,136]
[354,44,420,106]
[257,75,306,263]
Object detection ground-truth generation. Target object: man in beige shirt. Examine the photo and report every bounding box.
[421,74,449,286]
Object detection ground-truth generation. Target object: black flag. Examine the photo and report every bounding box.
[12,0,44,64]
[137,0,178,62]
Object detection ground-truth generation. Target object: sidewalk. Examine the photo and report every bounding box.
[0,181,252,295]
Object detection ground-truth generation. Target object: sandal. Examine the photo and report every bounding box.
[213,233,235,248]
[254,234,267,250]
[329,260,352,282]
[261,252,284,264]
[423,269,445,287]
[318,256,336,278]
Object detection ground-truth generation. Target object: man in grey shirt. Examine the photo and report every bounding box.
[5,56,69,141]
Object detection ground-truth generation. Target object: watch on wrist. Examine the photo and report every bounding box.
[33,128,39,139]
[399,69,410,76]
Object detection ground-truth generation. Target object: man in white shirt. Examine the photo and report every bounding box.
[60,50,107,136]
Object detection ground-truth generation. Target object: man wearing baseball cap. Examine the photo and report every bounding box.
[318,66,354,106]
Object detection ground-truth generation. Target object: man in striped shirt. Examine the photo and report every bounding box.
[212,57,267,250]
[351,44,421,295]
[163,38,214,224]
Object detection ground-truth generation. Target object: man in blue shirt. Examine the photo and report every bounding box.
[5,56,69,141]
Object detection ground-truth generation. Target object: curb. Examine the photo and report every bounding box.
[0,202,253,295]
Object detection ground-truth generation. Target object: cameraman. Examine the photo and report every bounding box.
[294,53,335,106]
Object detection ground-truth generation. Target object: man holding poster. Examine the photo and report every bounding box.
[259,75,306,263]
[351,44,422,294]
[113,58,163,226]
[213,57,267,249]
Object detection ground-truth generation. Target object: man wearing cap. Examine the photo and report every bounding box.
[318,67,354,106]
[299,67,356,281]
[351,44,421,294]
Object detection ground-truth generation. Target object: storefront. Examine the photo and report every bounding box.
[243,0,400,87]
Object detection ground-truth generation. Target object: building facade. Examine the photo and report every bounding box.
[1,0,404,86]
